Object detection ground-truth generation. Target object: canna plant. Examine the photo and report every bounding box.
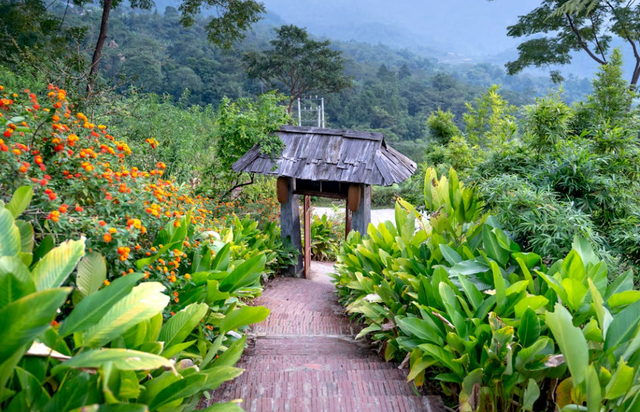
[334,167,640,411]
[0,187,270,411]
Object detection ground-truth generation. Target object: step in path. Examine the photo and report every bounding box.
[203,261,445,412]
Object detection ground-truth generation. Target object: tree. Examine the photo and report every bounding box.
[503,0,640,87]
[243,25,352,113]
[83,0,264,96]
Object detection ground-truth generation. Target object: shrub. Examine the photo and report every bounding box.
[0,190,269,412]
[334,167,640,412]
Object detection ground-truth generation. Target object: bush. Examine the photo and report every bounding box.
[0,190,269,412]
[334,167,640,412]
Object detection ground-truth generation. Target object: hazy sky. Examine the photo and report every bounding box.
[260,0,542,56]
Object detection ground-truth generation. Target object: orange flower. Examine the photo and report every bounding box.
[103,233,112,242]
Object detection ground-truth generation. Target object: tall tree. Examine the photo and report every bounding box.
[503,0,640,87]
[84,0,265,96]
[242,25,352,113]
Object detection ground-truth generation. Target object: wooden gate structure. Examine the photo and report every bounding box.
[232,126,416,277]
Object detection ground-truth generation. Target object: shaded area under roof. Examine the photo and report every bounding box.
[232,125,417,186]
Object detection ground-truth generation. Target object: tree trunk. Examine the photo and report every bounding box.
[631,60,640,89]
[87,0,113,96]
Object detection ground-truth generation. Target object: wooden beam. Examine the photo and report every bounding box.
[351,184,371,235]
[293,189,347,200]
[345,200,351,239]
[303,195,311,278]
[280,177,303,277]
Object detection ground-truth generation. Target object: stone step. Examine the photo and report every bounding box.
[230,395,444,412]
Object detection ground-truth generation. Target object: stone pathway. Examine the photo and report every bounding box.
[204,261,444,412]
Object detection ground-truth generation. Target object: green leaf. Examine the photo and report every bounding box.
[588,278,612,338]
[61,348,172,371]
[219,254,266,293]
[514,295,549,318]
[81,282,169,348]
[32,235,54,266]
[572,236,599,267]
[0,256,34,308]
[148,373,207,410]
[491,261,507,311]
[214,336,246,367]
[522,378,540,411]
[397,316,444,346]
[159,303,208,351]
[219,305,270,333]
[586,364,601,412]
[41,372,93,412]
[0,288,70,363]
[518,308,541,347]
[604,358,634,400]
[0,208,21,257]
[6,186,32,218]
[76,252,107,298]
[32,238,85,291]
[15,220,33,254]
[439,244,461,265]
[59,273,145,338]
[604,297,640,352]
[561,278,588,312]
[199,402,244,412]
[608,291,640,309]
[483,225,509,266]
[545,303,589,385]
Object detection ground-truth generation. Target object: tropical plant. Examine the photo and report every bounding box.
[334,167,640,411]
[0,187,270,411]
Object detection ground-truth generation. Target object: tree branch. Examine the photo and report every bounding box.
[589,13,607,63]
[220,173,254,200]
[566,13,606,65]
[605,0,640,85]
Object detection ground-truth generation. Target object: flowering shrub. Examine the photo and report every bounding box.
[0,84,286,281]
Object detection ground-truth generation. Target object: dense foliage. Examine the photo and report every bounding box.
[0,82,296,411]
[423,50,640,270]
[334,167,640,411]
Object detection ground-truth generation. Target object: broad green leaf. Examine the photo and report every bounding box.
[439,244,461,265]
[200,365,243,391]
[41,372,94,412]
[148,374,208,410]
[219,305,270,333]
[572,236,598,267]
[69,404,148,412]
[6,186,32,218]
[604,298,640,352]
[562,250,586,282]
[0,256,34,308]
[586,364,601,412]
[200,403,244,412]
[605,358,634,399]
[59,273,145,338]
[0,208,20,257]
[483,225,510,266]
[561,278,588,313]
[523,379,540,411]
[82,282,169,348]
[15,220,33,254]
[214,336,246,367]
[518,308,541,347]
[0,288,70,363]
[397,316,444,345]
[32,238,85,291]
[76,252,107,298]
[61,348,172,371]
[32,235,54,266]
[491,261,507,311]
[514,295,549,318]
[219,254,266,293]
[546,303,589,385]
[201,334,225,369]
[161,340,195,359]
[159,303,208,351]
[588,279,612,338]
[608,291,640,309]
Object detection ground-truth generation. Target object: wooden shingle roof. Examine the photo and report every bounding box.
[232,125,417,186]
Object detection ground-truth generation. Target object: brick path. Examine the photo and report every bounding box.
[204,261,444,412]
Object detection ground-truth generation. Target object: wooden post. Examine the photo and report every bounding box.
[280,177,303,277]
[303,195,311,278]
[351,184,371,235]
[345,200,351,239]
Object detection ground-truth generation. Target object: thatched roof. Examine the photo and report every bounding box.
[232,126,417,186]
